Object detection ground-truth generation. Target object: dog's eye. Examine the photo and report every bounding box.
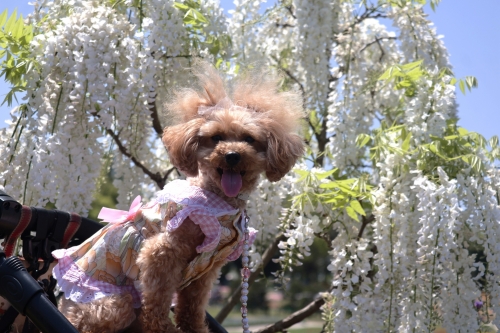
[212,135,223,143]
[244,136,255,143]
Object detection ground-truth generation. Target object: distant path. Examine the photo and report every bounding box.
[226,320,324,333]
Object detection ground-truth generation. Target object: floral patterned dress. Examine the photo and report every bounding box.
[52,180,256,308]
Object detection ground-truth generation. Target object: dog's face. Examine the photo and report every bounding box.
[163,107,303,198]
[197,109,267,197]
[162,62,304,198]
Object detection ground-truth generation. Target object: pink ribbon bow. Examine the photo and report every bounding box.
[97,196,142,223]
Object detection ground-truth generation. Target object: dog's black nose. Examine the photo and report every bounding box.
[225,152,241,166]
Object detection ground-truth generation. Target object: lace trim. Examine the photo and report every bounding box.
[52,248,142,308]
[155,179,238,216]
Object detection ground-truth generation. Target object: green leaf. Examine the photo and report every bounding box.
[294,169,309,178]
[406,66,425,80]
[173,2,190,11]
[435,139,442,151]
[321,180,357,196]
[12,14,24,39]
[4,9,17,33]
[9,43,19,54]
[320,181,340,189]
[15,60,26,69]
[465,76,478,90]
[428,142,441,156]
[438,67,454,78]
[315,169,337,181]
[345,206,359,222]
[184,8,208,25]
[234,64,240,75]
[0,9,8,27]
[458,79,465,95]
[294,169,310,181]
[395,79,413,89]
[489,135,499,148]
[23,23,33,38]
[379,66,395,81]
[1,85,25,106]
[309,110,323,134]
[324,198,339,204]
[470,155,482,172]
[356,133,371,148]
[401,59,423,72]
[350,200,366,216]
[402,132,412,151]
[443,134,459,141]
[457,127,468,136]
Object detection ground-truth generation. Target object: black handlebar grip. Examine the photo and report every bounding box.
[0,254,42,315]
[0,191,22,238]
[0,253,78,333]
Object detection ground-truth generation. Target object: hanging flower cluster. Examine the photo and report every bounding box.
[1,2,157,212]
[390,3,450,68]
[327,11,401,170]
[292,0,340,106]
[245,176,291,271]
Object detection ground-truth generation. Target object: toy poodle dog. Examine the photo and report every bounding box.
[52,61,305,333]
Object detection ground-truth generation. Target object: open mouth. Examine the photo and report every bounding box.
[217,168,245,176]
[217,168,245,197]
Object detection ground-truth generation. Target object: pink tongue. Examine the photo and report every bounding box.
[221,170,242,197]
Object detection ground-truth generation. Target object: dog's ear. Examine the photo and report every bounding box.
[162,118,205,177]
[264,123,305,182]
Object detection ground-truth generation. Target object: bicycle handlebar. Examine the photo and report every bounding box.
[0,253,78,333]
[0,190,102,244]
[0,191,21,238]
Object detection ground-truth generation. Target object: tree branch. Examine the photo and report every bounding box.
[254,295,325,333]
[284,4,296,19]
[334,6,387,41]
[357,213,375,240]
[314,117,328,167]
[215,233,286,323]
[149,94,163,137]
[354,5,386,26]
[281,68,304,96]
[275,22,295,28]
[160,54,194,60]
[272,57,306,109]
[162,166,176,183]
[106,128,167,189]
[89,109,170,188]
[358,36,397,62]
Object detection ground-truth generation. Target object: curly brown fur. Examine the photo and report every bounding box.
[164,60,305,201]
[61,61,304,333]
[59,294,136,333]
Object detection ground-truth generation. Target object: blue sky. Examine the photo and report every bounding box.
[1,1,499,140]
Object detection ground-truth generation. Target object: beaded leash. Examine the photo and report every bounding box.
[240,215,251,333]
